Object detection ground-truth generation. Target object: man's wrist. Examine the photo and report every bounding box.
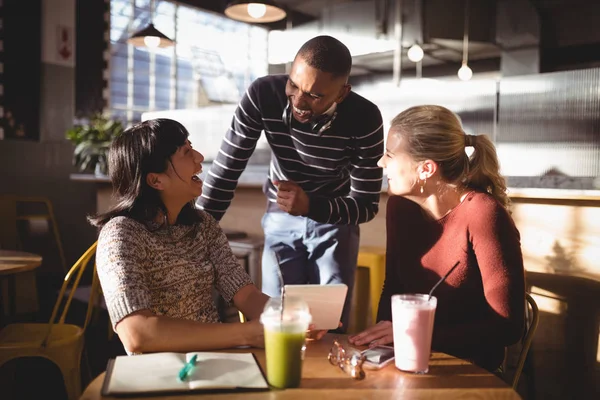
[302,195,311,216]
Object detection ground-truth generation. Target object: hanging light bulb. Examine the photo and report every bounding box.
[247,3,267,19]
[143,36,161,48]
[407,44,424,62]
[458,63,473,81]
[458,0,472,81]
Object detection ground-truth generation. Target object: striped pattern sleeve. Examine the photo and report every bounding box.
[197,82,264,220]
[308,112,384,225]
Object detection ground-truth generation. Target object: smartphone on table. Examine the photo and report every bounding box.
[361,345,395,370]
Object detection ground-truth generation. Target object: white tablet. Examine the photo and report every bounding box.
[284,284,348,330]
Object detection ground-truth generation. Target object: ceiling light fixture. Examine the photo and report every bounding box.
[225,1,287,23]
[127,0,174,48]
[128,23,174,49]
[407,44,424,63]
[458,0,472,81]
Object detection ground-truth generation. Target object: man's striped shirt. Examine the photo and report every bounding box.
[197,74,384,225]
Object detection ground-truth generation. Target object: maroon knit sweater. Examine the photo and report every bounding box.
[377,192,525,371]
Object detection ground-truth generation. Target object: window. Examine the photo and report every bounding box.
[109,0,268,125]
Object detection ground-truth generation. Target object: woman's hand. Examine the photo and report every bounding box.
[305,321,343,341]
[305,324,327,341]
[348,321,393,347]
[243,319,265,348]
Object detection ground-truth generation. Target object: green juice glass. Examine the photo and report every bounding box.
[260,296,311,389]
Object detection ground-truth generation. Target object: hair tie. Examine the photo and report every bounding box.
[464,134,475,147]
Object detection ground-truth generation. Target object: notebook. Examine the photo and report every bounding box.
[101,351,269,396]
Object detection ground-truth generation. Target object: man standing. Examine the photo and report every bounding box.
[198,36,383,331]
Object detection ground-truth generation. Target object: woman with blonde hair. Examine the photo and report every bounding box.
[349,105,525,372]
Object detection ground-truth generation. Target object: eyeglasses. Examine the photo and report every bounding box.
[328,339,366,380]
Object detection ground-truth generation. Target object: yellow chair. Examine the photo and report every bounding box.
[0,195,67,272]
[0,242,99,400]
[15,196,68,273]
[511,293,539,389]
[0,195,68,317]
[351,246,386,333]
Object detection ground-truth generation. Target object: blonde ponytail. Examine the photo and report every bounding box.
[465,134,510,209]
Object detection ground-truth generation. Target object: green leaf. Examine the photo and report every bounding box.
[66,112,124,172]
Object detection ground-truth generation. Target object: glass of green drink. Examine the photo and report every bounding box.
[260,296,311,389]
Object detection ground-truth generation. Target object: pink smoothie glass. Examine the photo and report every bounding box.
[391,294,437,374]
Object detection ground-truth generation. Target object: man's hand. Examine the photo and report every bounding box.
[274,180,310,216]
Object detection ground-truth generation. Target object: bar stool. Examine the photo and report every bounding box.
[351,246,385,333]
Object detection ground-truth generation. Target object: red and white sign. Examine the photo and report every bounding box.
[41,0,75,67]
[57,25,73,61]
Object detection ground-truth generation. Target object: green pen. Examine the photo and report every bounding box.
[178,354,198,381]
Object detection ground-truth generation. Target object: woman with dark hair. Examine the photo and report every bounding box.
[349,105,525,372]
[91,118,269,354]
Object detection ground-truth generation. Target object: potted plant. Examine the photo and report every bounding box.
[66,114,124,176]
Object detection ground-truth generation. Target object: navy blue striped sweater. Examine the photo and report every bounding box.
[197,74,384,225]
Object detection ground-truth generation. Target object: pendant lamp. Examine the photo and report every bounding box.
[127,23,174,49]
[458,0,472,81]
[127,0,174,49]
[225,0,286,23]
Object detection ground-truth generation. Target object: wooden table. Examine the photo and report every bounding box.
[0,250,43,322]
[80,334,520,400]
